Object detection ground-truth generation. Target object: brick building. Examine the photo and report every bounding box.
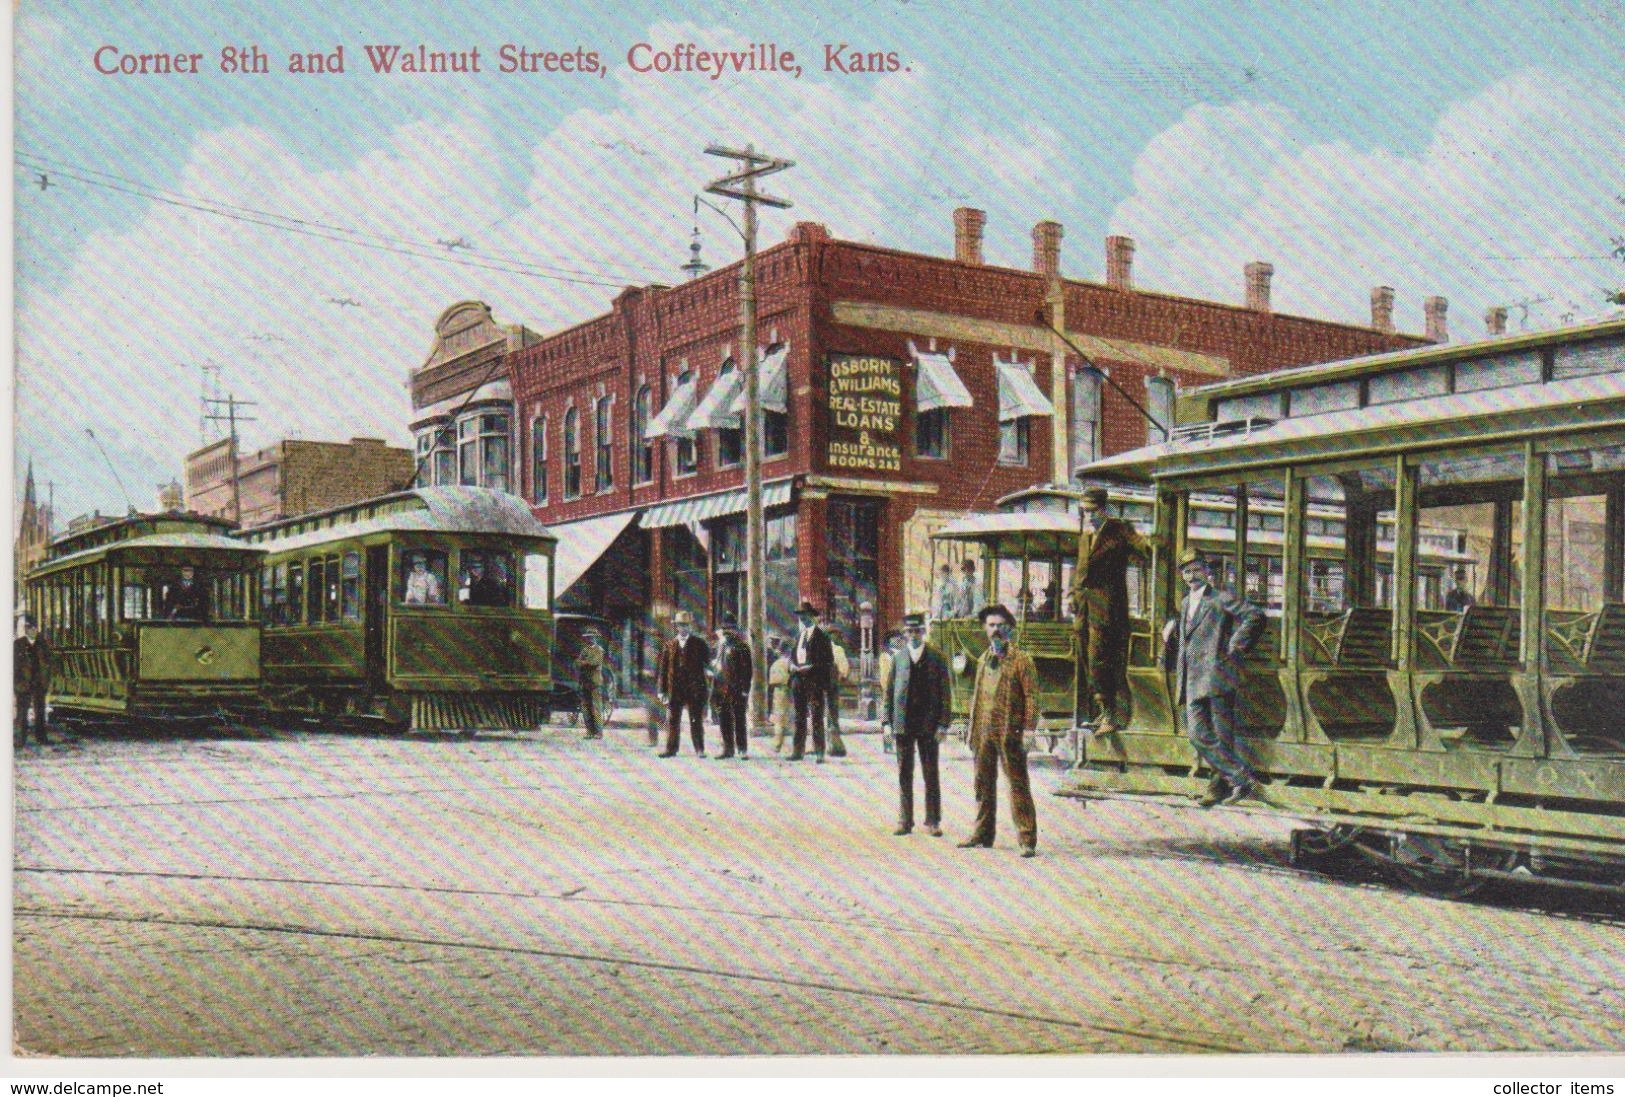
[185,436,414,527]
[508,211,1427,683]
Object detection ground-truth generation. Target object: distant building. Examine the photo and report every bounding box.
[184,436,414,528]
[408,301,540,494]
[14,460,53,615]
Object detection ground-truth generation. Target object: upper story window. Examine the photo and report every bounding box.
[716,361,743,467]
[633,385,654,484]
[531,416,548,505]
[916,407,950,459]
[479,413,510,494]
[564,407,581,499]
[458,417,478,486]
[675,370,699,476]
[595,395,614,492]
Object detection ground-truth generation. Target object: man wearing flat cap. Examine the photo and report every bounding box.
[656,610,711,757]
[1166,548,1267,807]
[959,603,1041,857]
[788,599,835,763]
[709,614,754,760]
[574,626,606,740]
[883,612,951,837]
[1069,484,1154,737]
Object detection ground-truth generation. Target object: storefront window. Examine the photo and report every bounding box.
[827,497,880,646]
[400,550,449,606]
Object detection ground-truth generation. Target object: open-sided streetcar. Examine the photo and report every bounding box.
[1058,317,1625,895]
[24,512,266,726]
[238,486,556,734]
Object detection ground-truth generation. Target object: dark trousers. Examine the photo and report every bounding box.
[1186,692,1255,787]
[15,689,47,744]
[967,730,1037,847]
[1076,605,1130,722]
[791,675,826,757]
[665,694,706,754]
[717,694,748,755]
[895,732,941,829]
[581,687,601,738]
[824,682,846,749]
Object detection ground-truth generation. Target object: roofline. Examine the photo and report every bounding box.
[1186,317,1625,402]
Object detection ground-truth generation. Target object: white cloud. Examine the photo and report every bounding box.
[1108,68,1625,335]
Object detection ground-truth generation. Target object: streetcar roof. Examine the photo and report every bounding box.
[1079,372,1625,482]
[28,532,264,578]
[934,511,1081,554]
[241,485,556,553]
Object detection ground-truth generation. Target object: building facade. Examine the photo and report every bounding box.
[409,300,539,494]
[185,436,414,527]
[508,212,1427,687]
[14,461,53,617]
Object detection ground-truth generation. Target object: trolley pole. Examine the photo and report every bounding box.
[705,143,793,737]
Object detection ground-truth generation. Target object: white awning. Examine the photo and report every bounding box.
[644,376,698,440]
[687,368,745,431]
[550,510,639,595]
[914,351,973,413]
[728,345,791,416]
[639,479,794,529]
[997,359,1054,421]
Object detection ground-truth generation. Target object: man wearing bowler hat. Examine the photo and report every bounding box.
[959,603,1041,857]
[788,599,835,763]
[1166,548,1267,807]
[709,614,754,759]
[1069,484,1154,737]
[656,610,711,757]
[883,611,951,836]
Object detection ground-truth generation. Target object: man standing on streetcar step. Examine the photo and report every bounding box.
[1069,485,1153,737]
[656,610,710,757]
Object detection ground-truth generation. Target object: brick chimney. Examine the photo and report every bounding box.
[1244,261,1274,312]
[1105,235,1135,290]
[1485,305,1508,336]
[1370,286,1396,333]
[1424,295,1449,343]
[1032,220,1063,277]
[954,207,986,265]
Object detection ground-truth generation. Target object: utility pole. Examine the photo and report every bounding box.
[203,394,258,525]
[705,143,793,736]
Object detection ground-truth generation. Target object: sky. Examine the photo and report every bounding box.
[12,0,1625,524]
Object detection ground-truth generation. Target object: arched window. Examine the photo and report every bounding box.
[531,415,548,505]
[764,344,789,458]
[564,407,581,499]
[595,395,614,491]
[716,359,742,467]
[675,370,699,476]
[633,385,654,484]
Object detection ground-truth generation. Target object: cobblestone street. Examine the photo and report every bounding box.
[12,714,1625,1059]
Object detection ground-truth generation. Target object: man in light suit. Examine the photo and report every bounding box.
[882,612,951,837]
[1166,549,1267,807]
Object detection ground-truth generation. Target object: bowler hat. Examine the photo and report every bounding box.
[1080,486,1109,507]
[1177,547,1208,568]
[795,600,820,616]
[902,611,927,628]
[673,610,694,626]
[977,603,1015,625]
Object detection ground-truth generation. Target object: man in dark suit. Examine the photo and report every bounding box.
[462,558,508,607]
[709,614,753,760]
[656,610,710,757]
[160,566,209,622]
[1069,485,1154,736]
[882,612,951,836]
[1166,549,1267,807]
[788,599,834,763]
[14,615,51,746]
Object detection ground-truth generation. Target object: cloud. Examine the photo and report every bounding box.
[1108,68,1625,335]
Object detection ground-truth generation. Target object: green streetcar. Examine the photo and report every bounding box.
[238,486,556,734]
[24,512,266,726]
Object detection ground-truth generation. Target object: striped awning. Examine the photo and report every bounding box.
[639,479,794,529]
[728,345,791,416]
[914,350,973,413]
[997,358,1054,421]
[687,367,744,431]
[644,375,698,440]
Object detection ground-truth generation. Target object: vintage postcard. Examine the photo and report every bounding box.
[10,0,1625,1084]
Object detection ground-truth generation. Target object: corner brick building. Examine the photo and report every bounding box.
[506,211,1427,684]
[185,436,415,527]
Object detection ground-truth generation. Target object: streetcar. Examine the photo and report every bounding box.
[23,511,266,726]
[1054,316,1625,895]
[237,486,557,734]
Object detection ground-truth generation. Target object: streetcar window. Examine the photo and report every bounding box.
[400,550,448,606]
[158,565,210,622]
[288,563,305,626]
[341,553,361,619]
[324,556,341,622]
[458,549,512,607]
[271,563,289,626]
[995,558,1025,619]
[523,552,551,610]
[122,576,153,621]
